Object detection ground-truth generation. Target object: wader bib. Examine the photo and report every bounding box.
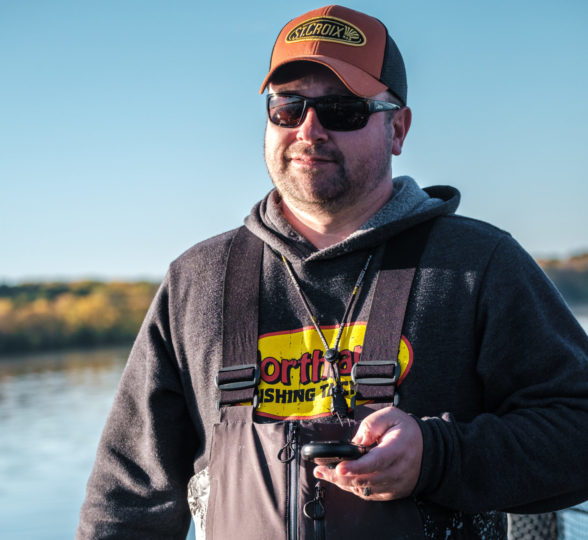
[206,223,434,540]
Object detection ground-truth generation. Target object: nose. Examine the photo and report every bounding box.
[296,106,329,144]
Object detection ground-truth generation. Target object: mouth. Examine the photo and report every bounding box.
[291,156,334,165]
[283,144,342,170]
[287,152,338,167]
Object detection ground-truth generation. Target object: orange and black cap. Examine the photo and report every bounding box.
[259,5,407,105]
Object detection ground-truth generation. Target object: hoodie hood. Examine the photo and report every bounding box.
[244,176,460,262]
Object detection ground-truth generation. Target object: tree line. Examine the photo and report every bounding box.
[1,254,587,356]
[538,253,588,306]
[0,281,159,355]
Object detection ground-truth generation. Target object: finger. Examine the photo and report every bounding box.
[351,425,367,445]
[314,466,396,501]
[353,406,403,446]
[313,463,369,485]
[314,464,343,482]
[314,464,367,489]
[337,444,392,475]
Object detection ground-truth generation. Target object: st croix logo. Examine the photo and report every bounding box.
[286,16,366,46]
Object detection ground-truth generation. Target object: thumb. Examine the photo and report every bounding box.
[351,406,402,446]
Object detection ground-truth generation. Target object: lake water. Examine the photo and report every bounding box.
[0,346,195,539]
[1,314,587,539]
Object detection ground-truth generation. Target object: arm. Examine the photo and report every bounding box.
[417,237,588,513]
[77,275,198,539]
[316,236,588,513]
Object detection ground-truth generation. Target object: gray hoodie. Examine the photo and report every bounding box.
[78,177,588,539]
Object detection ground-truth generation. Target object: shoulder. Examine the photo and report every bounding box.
[165,227,241,293]
[433,214,510,244]
[427,214,512,256]
[422,214,536,277]
[170,228,240,271]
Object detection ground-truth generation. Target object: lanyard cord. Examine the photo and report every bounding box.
[280,252,374,421]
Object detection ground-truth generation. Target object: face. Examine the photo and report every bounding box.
[264,65,409,216]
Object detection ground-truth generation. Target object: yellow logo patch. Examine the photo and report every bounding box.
[285,16,366,46]
[255,323,412,420]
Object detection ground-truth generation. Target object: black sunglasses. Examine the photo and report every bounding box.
[266,93,400,132]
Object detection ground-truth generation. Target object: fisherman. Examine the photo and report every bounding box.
[78,5,588,539]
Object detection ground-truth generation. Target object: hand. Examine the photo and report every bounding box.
[314,406,423,501]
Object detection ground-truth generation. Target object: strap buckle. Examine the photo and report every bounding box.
[351,360,400,386]
[215,364,260,391]
[216,364,260,410]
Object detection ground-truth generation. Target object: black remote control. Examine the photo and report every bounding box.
[301,440,370,467]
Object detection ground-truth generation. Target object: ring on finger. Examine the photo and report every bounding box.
[363,486,372,497]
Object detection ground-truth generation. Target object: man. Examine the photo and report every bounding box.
[78,5,588,539]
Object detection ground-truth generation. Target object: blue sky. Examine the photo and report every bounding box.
[2,0,587,282]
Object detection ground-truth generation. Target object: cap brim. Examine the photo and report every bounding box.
[259,56,388,98]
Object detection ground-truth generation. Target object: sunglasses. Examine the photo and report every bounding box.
[267,93,400,132]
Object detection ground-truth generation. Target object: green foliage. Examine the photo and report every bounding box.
[538,253,588,306]
[0,281,160,355]
[1,253,587,356]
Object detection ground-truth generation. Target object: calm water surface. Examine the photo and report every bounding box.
[0,347,130,539]
[1,314,587,539]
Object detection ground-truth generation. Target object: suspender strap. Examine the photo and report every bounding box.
[217,227,263,408]
[353,219,436,403]
[217,219,436,408]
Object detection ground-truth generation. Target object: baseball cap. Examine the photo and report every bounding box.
[259,5,407,105]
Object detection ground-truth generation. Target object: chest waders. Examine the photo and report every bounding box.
[207,223,434,540]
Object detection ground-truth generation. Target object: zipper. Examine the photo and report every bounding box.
[279,423,327,540]
[303,481,326,540]
[289,422,299,540]
[278,422,299,540]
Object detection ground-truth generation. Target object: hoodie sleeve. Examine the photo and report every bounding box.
[415,235,588,513]
[77,273,198,539]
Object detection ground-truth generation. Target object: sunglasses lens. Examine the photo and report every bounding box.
[267,94,371,131]
[268,95,305,127]
[316,98,369,131]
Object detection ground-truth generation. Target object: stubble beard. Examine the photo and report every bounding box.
[264,117,396,215]
[264,142,392,216]
[267,144,347,212]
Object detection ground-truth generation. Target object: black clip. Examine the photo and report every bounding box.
[351,360,400,386]
[216,364,260,410]
[215,364,260,391]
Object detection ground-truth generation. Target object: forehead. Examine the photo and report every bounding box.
[267,62,352,96]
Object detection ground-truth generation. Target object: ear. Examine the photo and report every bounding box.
[391,107,412,156]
